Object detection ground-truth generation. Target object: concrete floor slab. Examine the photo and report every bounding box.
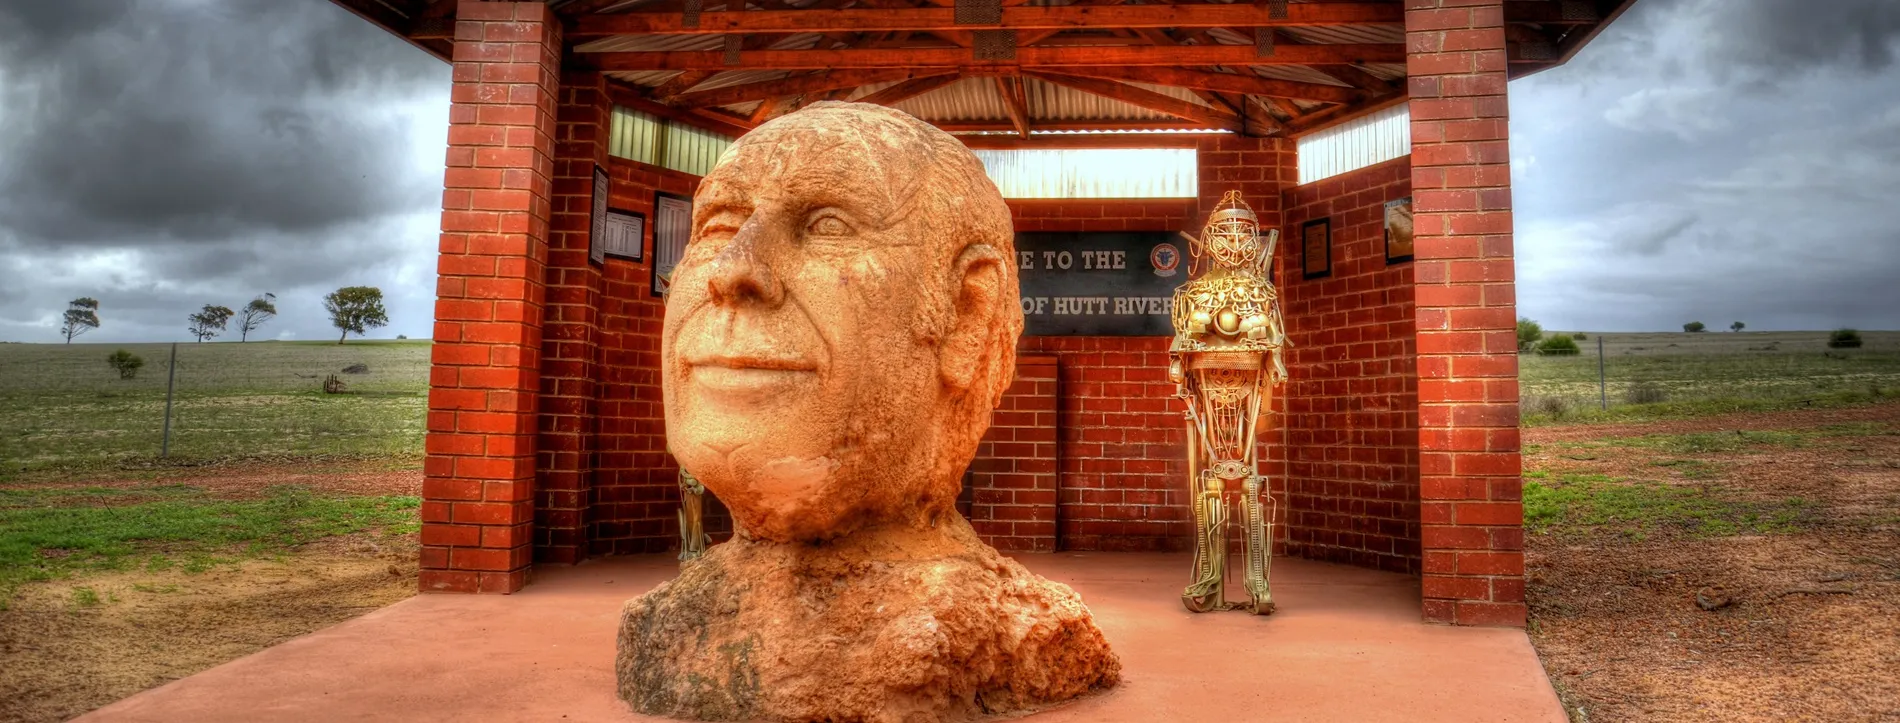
[79,553,1563,723]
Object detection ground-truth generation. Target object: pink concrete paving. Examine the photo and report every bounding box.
[79,554,1564,723]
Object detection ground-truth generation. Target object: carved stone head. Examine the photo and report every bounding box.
[661,102,1020,543]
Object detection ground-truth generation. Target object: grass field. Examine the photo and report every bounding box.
[1520,330,1900,425]
[0,340,430,477]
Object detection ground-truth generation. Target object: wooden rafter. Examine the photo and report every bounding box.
[856,73,961,105]
[1025,71,1238,131]
[958,133,1218,150]
[995,76,1031,138]
[650,70,719,100]
[587,44,1405,70]
[669,68,932,106]
[1059,65,1359,104]
[569,3,1403,37]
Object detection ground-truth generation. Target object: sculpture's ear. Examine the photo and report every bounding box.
[940,244,1007,392]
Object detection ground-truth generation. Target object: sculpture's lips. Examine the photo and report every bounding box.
[685,354,817,372]
[685,354,817,397]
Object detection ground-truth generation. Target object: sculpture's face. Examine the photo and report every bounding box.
[661,106,1006,542]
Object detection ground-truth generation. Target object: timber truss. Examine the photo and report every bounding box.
[334,0,1635,142]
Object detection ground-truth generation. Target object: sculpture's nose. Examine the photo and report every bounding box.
[706,213,786,308]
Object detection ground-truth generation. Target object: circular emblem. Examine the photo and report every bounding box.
[1151,243,1180,278]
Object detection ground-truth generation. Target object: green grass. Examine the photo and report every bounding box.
[0,340,430,476]
[1524,474,1813,539]
[1521,331,1900,425]
[0,484,420,600]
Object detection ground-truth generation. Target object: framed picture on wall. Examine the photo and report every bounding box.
[1384,197,1415,264]
[602,209,645,262]
[588,165,610,266]
[651,191,693,297]
[1301,217,1331,280]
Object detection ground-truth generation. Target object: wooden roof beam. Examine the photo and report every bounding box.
[1502,0,1601,25]
[1059,64,1361,104]
[586,44,1405,70]
[1026,71,1240,132]
[995,76,1032,139]
[856,73,962,105]
[569,3,1403,37]
[668,68,939,106]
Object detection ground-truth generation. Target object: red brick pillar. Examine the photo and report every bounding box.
[1404,0,1526,626]
[421,1,562,594]
[535,71,611,564]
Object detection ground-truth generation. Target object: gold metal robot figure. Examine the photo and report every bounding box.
[1169,190,1288,615]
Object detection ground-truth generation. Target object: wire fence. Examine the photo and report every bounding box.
[0,340,431,475]
[1519,331,1900,422]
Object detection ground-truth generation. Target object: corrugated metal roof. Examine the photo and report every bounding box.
[1297,102,1410,185]
[884,76,1194,125]
[973,148,1198,199]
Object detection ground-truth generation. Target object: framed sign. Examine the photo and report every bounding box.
[651,191,693,297]
[602,209,645,261]
[1384,197,1414,264]
[1014,231,1181,336]
[588,165,610,266]
[1301,217,1331,280]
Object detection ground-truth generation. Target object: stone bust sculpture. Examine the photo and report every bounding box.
[618,102,1119,722]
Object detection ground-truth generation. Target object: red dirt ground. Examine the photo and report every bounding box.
[1525,403,1900,722]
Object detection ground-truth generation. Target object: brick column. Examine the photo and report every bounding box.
[421,0,561,594]
[1405,0,1525,626]
[536,70,611,564]
[968,355,1060,552]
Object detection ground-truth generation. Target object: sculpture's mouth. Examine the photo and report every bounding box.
[686,354,817,398]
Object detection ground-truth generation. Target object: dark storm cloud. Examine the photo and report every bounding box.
[0,0,450,343]
[1699,0,1900,77]
[0,0,447,246]
[1513,0,1900,332]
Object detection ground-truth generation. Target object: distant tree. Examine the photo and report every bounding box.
[324,286,389,345]
[1829,328,1864,349]
[1683,321,1707,333]
[1516,317,1544,352]
[106,349,144,380]
[1730,321,1745,332]
[60,298,101,343]
[186,305,235,342]
[237,293,277,342]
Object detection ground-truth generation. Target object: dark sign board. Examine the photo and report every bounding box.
[1014,232,1183,336]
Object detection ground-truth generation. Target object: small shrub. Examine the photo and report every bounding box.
[396,334,408,340]
[1574,332,1588,341]
[105,349,144,380]
[1625,381,1669,405]
[1537,334,1581,356]
[1527,395,1573,420]
[1828,328,1863,349]
[341,363,370,375]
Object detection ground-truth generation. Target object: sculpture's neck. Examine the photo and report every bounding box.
[745,512,982,563]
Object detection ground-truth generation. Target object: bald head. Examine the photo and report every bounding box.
[663,102,1022,542]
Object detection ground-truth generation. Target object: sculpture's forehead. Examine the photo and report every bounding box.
[700,123,932,224]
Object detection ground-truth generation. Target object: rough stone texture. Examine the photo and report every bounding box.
[619,102,1119,721]
[617,518,1119,721]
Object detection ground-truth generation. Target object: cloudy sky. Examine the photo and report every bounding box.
[0,0,1895,343]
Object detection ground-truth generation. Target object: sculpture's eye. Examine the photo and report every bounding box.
[806,213,853,238]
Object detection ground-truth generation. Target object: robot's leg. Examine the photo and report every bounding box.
[1240,475,1275,615]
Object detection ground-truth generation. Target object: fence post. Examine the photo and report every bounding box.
[1598,335,1607,411]
[161,342,177,458]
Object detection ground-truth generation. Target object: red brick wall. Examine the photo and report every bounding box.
[421,1,561,594]
[1407,0,1527,627]
[587,158,706,556]
[1278,157,1421,574]
[965,355,1060,552]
